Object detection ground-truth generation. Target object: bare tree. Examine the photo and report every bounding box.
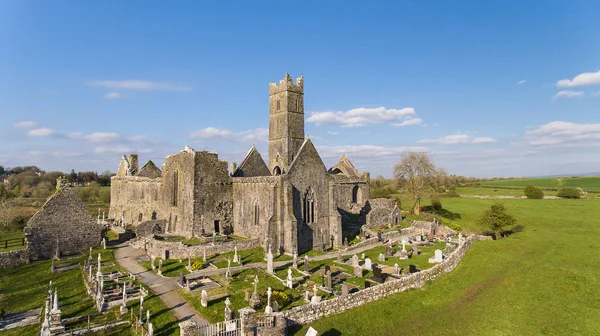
[0,200,19,227]
[393,151,444,215]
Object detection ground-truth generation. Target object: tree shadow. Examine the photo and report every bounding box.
[322,328,343,336]
[421,206,462,220]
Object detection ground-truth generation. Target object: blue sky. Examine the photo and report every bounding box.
[1,1,599,178]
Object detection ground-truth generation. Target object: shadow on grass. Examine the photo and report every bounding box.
[421,207,462,220]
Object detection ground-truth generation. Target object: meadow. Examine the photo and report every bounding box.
[292,197,600,335]
[480,176,600,191]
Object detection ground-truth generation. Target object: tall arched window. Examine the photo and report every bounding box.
[303,188,315,224]
[352,185,359,203]
[254,200,259,226]
[273,166,282,176]
[171,171,178,207]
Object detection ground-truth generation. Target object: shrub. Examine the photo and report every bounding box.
[557,187,581,199]
[478,202,517,240]
[524,185,544,199]
[431,199,443,212]
[190,260,203,271]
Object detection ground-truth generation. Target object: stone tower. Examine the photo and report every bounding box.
[268,73,304,175]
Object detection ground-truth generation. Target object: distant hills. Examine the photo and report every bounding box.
[528,172,600,178]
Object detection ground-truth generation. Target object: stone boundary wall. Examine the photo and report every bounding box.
[283,235,478,325]
[345,228,414,252]
[0,249,29,268]
[131,237,260,259]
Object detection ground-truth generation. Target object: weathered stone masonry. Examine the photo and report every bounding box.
[110,73,399,255]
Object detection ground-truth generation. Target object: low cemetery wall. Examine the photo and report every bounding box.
[0,248,29,268]
[345,228,414,252]
[283,235,478,325]
[133,237,260,259]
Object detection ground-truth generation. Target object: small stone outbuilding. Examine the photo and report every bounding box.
[24,187,103,260]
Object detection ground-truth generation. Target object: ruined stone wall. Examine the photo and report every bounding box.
[0,249,29,268]
[331,178,369,214]
[25,188,103,260]
[232,177,278,248]
[132,237,260,259]
[190,151,232,236]
[283,235,477,325]
[159,151,196,235]
[286,141,332,254]
[110,176,161,225]
[365,198,400,228]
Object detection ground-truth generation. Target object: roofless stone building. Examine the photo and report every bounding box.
[110,73,398,254]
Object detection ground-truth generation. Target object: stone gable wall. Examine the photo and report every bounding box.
[283,235,477,325]
[110,176,161,225]
[0,249,29,268]
[365,198,399,228]
[25,188,103,260]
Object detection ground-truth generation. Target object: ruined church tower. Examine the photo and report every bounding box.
[268,73,304,175]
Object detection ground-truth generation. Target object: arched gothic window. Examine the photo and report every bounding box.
[352,185,360,203]
[273,166,282,176]
[303,187,315,224]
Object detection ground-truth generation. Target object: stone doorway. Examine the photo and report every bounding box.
[214,220,220,234]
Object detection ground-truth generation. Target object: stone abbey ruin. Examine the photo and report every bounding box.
[110,73,400,255]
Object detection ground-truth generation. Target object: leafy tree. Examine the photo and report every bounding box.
[524,184,544,199]
[69,169,78,183]
[393,151,445,215]
[0,200,19,227]
[557,187,581,199]
[0,184,9,200]
[478,202,517,240]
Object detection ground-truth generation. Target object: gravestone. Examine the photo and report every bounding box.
[188,256,191,269]
[434,249,443,263]
[306,327,319,336]
[265,287,273,314]
[341,283,349,296]
[412,246,419,256]
[158,259,163,276]
[326,270,332,290]
[293,251,298,269]
[233,246,239,263]
[378,253,385,262]
[212,232,216,245]
[286,268,293,289]
[385,244,392,256]
[203,247,207,262]
[394,263,400,275]
[249,276,260,308]
[179,271,184,286]
[364,281,371,289]
[361,253,365,259]
[351,254,359,267]
[272,300,279,313]
[337,251,343,264]
[304,255,309,273]
[266,246,274,273]
[224,297,233,321]
[354,265,362,277]
[372,265,385,283]
[201,290,208,307]
[324,265,330,274]
[399,249,409,260]
[151,255,155,270]
[304,290,310,303]
[364,258,372,271]
[343,237,348,247]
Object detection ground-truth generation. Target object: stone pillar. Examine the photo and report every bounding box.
[179,319,198,336]
[239,307,257,336]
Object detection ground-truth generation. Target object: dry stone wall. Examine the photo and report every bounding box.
[365,198,400,228]
[132,237,260,259]
[0,249,28,268]
[283,235,477,325]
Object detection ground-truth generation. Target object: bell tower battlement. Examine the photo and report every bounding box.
[268,73,305,175]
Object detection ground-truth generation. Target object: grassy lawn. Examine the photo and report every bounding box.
[291,197,600,335]
[456,186,525,197]
[0,244,179,335]
[0,230,26,252]
[480,176,600,191]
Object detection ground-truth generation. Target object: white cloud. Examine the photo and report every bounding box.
[87,80,192,92]
[238,128,269,144]
[190,127,234,139]
[556,70,600,87]
[472,137,497,144]
[94,145,132,154]
[104,92,122,99]
[13,121,39,128]
[27,128,55,137]
[418,133,470,145]
[526,121,600,147]
[518,80,527,85]
[392,117,424,127]
[554,90,584,99]
[307,107,416,127]
[86,132,121,143]
[319,145,430,159]
[326,131,339,136]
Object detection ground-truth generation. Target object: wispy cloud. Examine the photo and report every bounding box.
[525,121,600,147]
[518,79,527,85]
[319,145,430,159]
[94,145,133,154]
[392,117,424,127]
[419,133,470,145]
[327,131,339,136]
[190,127,234,139]
[556,70,600,87]
[472,137,497,144]
[27,128,55,137]
[238,128,268,144]
[69,132,121,143]
[13,121,39,129]
[554,90,584,99]
[86,80,192,92]
[307,107,417,127]
[104,92,123,99]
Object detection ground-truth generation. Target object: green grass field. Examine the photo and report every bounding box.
[480,176,600,191]
[0,244,179,335]
[292,197,600,335]
[456,187,526,197]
